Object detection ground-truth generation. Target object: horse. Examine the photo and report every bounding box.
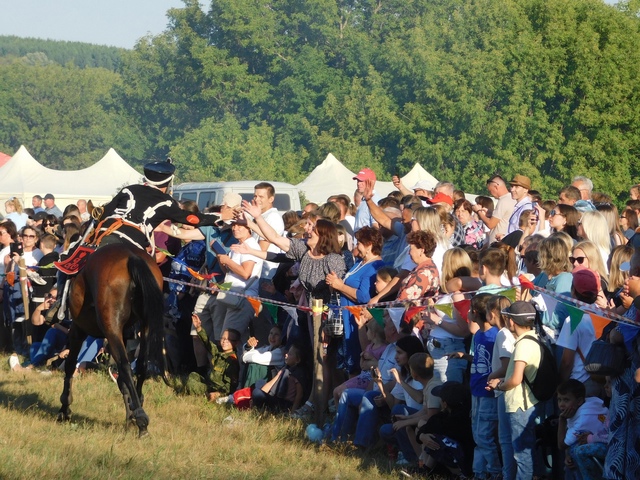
[57,243,165,438]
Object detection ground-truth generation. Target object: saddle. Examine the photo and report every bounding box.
[54,245,96,275]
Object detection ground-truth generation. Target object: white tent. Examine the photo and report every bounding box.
[296,154,443,203]
[375,163,440,197]
[0,146,142,211]
[296,153,359,203]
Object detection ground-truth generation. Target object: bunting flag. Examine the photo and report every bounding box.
[368,308,385,327]
[345,306,365,318]
[502,288,517,303]
[266,303,279,323]
[587,312,611,339]
[405,305,427,324]
[453,299,471,322]
[187,267,220,281]
[518,274,535,291]
[216,282,233,291]
[247,297,262,317]
[5,271,15,286]
[434,303,453,318]
[281,306,298,323]
[156,247,174,258]
[387,308,405,333]
[567,304,585,333]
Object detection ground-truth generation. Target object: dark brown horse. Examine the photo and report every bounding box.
[57,243,165,437]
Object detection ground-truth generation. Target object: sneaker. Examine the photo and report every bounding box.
[108,365,119,384]
[216,395,233,405]
[396,452,411,466]
[9,354,20,370]
[291,401,314,419]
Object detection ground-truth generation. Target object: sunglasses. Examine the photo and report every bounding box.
[549,209,564,217]
[569,256,587,265]
[22,234,36,239]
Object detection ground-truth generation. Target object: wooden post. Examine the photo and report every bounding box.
[311,298,324,427]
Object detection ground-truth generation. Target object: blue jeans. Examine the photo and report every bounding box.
[76,336,104,366]
[379,404,419,462]
[497,394,517,480]
[332,388,365,442]
[331,388,387,447]
[508,403,540,480]
[471,395,501,476]
[30,326,67,366]
[426,336,466,383]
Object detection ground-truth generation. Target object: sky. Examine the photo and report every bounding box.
[0,0,189,49]
[0,0,620,50]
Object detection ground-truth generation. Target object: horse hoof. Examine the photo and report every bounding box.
[57,410,71,422]
[138,429,150,439]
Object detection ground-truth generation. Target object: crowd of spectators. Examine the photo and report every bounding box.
[3,173,640,480]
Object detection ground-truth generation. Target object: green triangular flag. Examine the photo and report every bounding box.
[368,308,385,327]
[567,304,584,333]
[265,303,279,323]
[217,282,233,291]
[434,303,453,318]
[503,287,517,303]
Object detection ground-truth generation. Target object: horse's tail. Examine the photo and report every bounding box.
[127,254,170,383]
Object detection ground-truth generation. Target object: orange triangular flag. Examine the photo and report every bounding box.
[345,306,365,318]
[518,274,535,291]
[588,312,611,340]
[247,297,262,316]
[187,267,205,281]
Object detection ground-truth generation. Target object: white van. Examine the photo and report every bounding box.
[173,181,301,214]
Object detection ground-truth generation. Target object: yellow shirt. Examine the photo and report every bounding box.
[504,330,541,413]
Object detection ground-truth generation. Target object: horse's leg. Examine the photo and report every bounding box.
[104,330,149,437]
[58,325,86,422]
[135,328,148,407]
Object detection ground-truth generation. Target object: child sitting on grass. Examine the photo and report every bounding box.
[251,343,308,414]
[173,314,240,402]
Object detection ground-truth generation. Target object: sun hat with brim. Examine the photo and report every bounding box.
[509,174,531,190]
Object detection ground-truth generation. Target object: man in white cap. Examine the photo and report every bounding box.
[353,168,380,231]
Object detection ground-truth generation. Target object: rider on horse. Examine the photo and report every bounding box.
[95,160,233,250]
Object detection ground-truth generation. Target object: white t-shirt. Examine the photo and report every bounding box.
[226,237,263,297]
[23,249,43,267]
[556,313,596,383]
[0,245,9,276]
[391,377,424,411]
[256,207,284,280]
[491,327,515,397]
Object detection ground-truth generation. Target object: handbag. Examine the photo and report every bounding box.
[323,292,344,337]
[584,340,627,377]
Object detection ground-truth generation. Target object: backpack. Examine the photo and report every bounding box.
[517,335,559,403]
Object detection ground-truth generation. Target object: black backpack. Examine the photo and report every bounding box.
[518,335,559,403]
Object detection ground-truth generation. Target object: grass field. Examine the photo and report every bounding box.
[0,355,412,480]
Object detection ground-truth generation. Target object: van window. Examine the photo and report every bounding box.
[198,191,218,211]
[239,193,291,211]
[179,192,197,203]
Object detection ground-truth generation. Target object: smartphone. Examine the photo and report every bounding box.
[211,240,228,256]
[10,242,23,256]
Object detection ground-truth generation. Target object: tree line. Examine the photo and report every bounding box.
[1,0,639,202]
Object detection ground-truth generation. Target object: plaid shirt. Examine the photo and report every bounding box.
[451,217,465,247]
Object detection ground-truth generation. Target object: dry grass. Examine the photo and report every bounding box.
[0,355,406,480]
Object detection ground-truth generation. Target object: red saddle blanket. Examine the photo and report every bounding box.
[54,245,96,275]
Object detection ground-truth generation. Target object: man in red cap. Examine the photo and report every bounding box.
[353,168,380,231]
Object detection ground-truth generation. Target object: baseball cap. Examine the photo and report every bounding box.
[412,180,432,191]
[353,168,376,182]
[572,266,601,297]
[222,192,242,208]
[426,192,453,206]
[502,300,537,326]
[44,193,55,200]
[509,175,531,190]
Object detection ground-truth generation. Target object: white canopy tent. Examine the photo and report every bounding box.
[0,146,142,212]
[296,153,359,203]
[296,153,442,204]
